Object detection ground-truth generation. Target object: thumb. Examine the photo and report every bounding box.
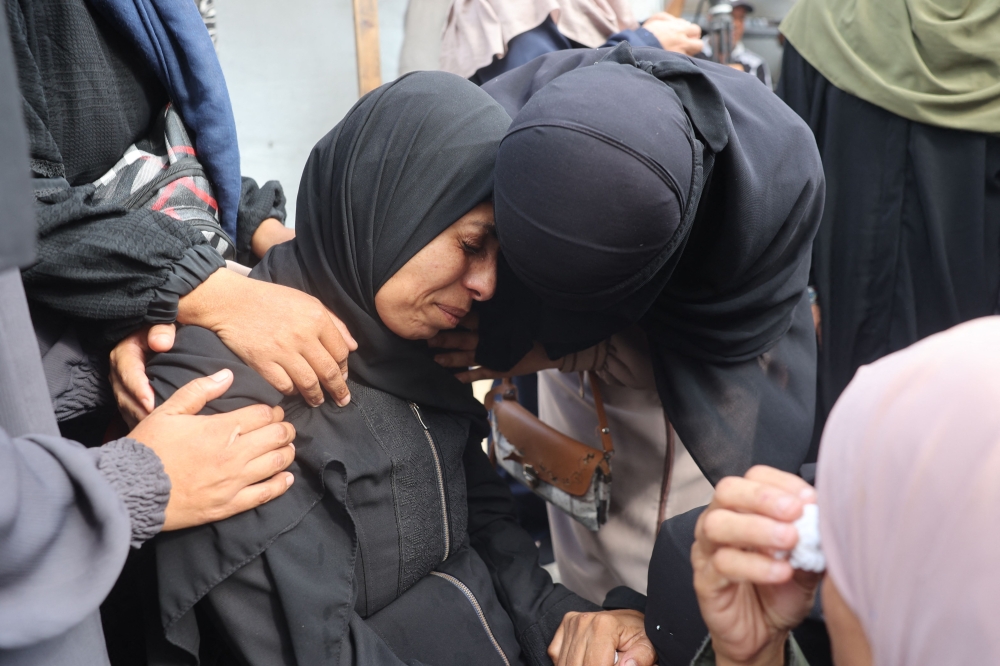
[156,369,233,416]
[148,323,177,352]
[617,641,658,666]
[327,310,358,351]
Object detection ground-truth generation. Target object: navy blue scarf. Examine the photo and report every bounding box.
[88,0,240,241]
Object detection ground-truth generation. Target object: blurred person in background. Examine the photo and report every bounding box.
[690,316,1000,665]
[777,0,1000,448]
[700,1,771,87]
[7,0,356,450]
[729,1,770,87]
[441,0,704,84]
[0,13,298,665]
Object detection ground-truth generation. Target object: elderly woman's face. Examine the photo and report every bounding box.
[375,202,498,340]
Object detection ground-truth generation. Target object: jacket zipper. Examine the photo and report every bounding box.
[409,403,450,560]
[430,572,512,666]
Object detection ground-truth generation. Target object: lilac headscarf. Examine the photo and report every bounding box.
[817,316,1000,665]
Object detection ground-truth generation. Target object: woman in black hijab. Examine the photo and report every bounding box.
[437,43,825,663]
[143,72,654,666]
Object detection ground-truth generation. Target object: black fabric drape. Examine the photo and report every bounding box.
[479,43,824,485]
[257,70,510,428]
[477,44,823,664]
[778,42,1000,439]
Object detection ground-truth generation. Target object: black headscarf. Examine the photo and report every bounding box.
[479,43,824,482]
[255,70,511,428]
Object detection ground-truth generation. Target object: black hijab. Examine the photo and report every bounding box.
[479,43,824,483]
[256,70,511,428]
[146,72,511,658]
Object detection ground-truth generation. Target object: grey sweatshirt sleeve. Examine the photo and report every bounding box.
[0,428,131,649]
[89,437,172,548]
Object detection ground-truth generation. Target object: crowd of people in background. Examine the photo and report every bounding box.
[0,0,997,665]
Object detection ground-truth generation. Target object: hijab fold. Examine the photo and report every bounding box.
[256,71,511,429]
[818,317,1000,665]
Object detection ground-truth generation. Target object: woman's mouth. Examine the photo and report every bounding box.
[436,304,468,327]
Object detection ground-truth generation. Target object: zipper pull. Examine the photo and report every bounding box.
[409,402,429,430]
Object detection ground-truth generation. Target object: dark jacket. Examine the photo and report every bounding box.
[146,326,597,666]
[7,0,284,345]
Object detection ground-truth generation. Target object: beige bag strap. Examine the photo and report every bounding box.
[656,420,675,530]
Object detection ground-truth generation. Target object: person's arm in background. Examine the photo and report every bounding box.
[605,13,704,56]
[470,14,704,86]
[239,176,296,265]
[9,0,354,422]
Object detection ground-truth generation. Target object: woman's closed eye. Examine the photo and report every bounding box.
[461,239,483,255]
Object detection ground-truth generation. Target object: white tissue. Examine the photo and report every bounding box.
[786,503,825,572]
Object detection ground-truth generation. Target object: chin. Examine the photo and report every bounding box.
[397,323,440,341]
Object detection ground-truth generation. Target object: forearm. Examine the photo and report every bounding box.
[89,438,171,547]
[175,265,245,328]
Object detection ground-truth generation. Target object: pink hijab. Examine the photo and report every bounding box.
[440,0,638,79]
[817,317,1000,665]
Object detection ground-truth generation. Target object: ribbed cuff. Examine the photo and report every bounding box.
[91,438,171,547]
[145,243,226,324]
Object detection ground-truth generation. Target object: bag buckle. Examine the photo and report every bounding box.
[522,464,540,489]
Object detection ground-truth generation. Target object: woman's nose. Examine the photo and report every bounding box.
[464,251,497,301]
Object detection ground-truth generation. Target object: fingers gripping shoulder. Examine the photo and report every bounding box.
[146,325,284,414]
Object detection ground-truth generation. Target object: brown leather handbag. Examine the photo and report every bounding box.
[485,372,614,531]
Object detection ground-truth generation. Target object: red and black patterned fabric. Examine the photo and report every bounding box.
[91,104,235,259]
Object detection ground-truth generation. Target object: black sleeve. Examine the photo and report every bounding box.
[8,0,226,344]
[237,176,287,266]
[23,182,225,344]
[463,440,600,666]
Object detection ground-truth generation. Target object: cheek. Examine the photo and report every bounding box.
[412,249,469,296]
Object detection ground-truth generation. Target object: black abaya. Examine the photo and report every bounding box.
[778,42,1000,440]
[477,43,825,664]
[479,43,823,487]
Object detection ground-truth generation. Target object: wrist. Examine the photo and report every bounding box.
[251,218,295,258]
[90,438,172,547]
[715,632,789,666]
[176,265,240,329]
